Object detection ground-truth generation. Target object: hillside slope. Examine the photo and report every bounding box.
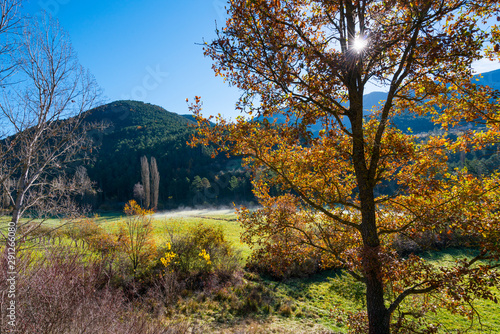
[84,100,252,209]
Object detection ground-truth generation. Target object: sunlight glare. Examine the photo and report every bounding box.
[353,37,367,53]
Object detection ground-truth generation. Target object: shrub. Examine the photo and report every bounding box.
[58,217,105,249]
[240,204,336,280]
[17,222,59,244]
[159,224,242,290]
[0,246,197,334]
[117,200,157,273]
[245,241,324,280]
[278,303,293,317]
[392,228,483,256]
[87,230,121,257]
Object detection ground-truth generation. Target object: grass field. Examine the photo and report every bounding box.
[1,210,499,333]
[99,210,500,333]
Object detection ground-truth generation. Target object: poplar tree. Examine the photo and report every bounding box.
[150,156,160,210]
[140,156,150,209]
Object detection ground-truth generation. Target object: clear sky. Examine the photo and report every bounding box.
[21,0,500,119]
[22,0,242,118]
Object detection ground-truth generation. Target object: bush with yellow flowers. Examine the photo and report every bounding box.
[159,224,241,289]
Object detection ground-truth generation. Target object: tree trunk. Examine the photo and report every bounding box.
[350,90,391,333]
[362,231,391,333]
[359,185,391,334]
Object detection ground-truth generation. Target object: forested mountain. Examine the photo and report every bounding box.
[83,100,253,210]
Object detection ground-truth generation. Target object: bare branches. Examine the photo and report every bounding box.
[0,11,101,228]
[0,0,21,86]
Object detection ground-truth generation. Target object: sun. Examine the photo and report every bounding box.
[353,36,367,53]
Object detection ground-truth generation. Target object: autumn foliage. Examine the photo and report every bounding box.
[190,0,500,332]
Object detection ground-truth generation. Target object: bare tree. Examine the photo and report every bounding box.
[0,0,22,169]
[0,12,101,233]
[0,0,21,85]
[150,156,159,210]
[140,156,150,209]
[133,182,145,207]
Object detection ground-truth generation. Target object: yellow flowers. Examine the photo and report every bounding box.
[160,242,212,271]
[160,242,177,268]
[199,249,211,265]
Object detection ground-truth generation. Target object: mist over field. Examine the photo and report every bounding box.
[154,205,262,219]
[154,207,238,218]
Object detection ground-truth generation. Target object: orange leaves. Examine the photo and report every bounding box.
[239,195,360,278]
[390,166,500,251]
[124,199,153,216]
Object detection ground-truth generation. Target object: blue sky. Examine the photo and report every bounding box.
[23,0,241,118]
[22,0,500,119]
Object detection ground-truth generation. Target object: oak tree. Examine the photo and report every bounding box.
[191,0,500,333]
